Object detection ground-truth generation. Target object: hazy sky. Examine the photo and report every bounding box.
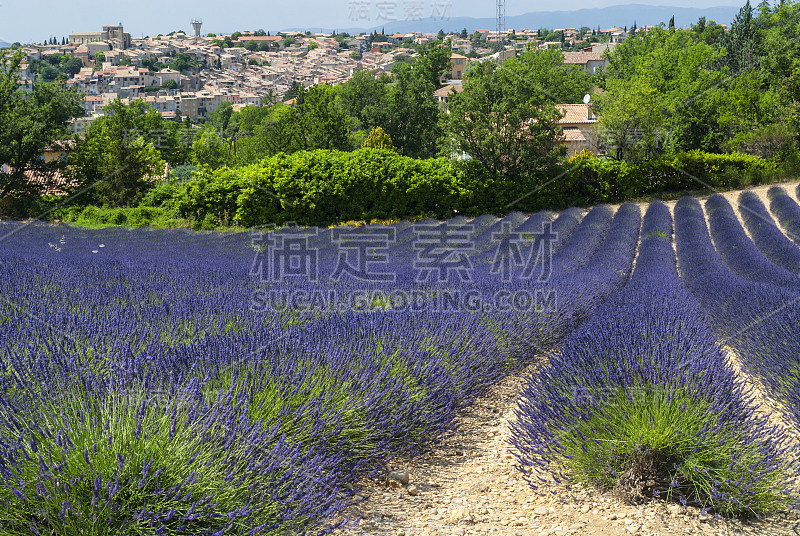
[0,0,740,44]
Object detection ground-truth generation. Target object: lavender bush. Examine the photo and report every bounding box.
[0,206,627,535]
[512,201,797,517]
[674,196,800,431]
[738,191,800,273]
[768,186,800,246]
[705,194,800,290]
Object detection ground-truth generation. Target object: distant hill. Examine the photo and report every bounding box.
[0,42,12,49]
[283,4,740,35]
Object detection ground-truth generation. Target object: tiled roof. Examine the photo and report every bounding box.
[433,84,464,97]
[556,103,596,124]
[562,52,605,64]
[562,127,587,142]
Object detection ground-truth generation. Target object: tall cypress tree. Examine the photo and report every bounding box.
[721,0,763,74]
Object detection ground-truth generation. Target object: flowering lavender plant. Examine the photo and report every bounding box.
[738,191,800,274]
[513,201,798,517]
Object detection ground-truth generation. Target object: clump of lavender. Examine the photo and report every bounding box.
[512,201,798,517]
[0,366,352,535]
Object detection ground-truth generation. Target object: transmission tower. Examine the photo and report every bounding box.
[496,0,505,48]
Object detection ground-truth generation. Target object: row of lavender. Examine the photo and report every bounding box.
[512,201,798,517]
[0,204,642,536]
[676,193,800,431]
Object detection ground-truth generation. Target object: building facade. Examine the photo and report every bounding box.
[70,25,131,50]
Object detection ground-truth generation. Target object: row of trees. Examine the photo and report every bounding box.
[595,0,800,160]
[3,0,800,215]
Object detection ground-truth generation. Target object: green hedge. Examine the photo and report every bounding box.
[58,149,785,229]
[170,149,466,227]
[554,150,780,206]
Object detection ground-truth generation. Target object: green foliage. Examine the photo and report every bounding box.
[337,62,444,158]
[735,124,797,159]
[508,48,593,104]
[557,386,792,516]
[170,149,461,227]
[447,59,566,181]
[191,129,229,169]
[66,100,169,207]
[28,54,84,81]
[559,150,779,206]
[719,1,763,75]
[414,43,452,88]
[598,27,726,160]
[362,126,396,151]
[166,53,199,74]
[0,49,84,209]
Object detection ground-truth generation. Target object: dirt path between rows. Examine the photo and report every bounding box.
[333,360,800,536]
[333,188,800,536]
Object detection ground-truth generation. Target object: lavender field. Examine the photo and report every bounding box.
[1,186,800,535]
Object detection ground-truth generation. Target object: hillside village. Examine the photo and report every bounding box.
[9,23,653,134]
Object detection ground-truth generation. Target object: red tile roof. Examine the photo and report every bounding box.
[557,103,597,124]
[562,52,605,64]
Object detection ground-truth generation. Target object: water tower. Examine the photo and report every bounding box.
[191,19,203,38]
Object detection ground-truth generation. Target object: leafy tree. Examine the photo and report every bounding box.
[362,126,396,151]
[162,79,178,90]
[209,101,235,134]
[167,53,198,73]
[599,27,726,159]
[288,84,353,151]
[338,62,443,158]
[447,60,566,180]
[60,56,84,76]
[337,70,388,126]
[245,40,258,51]
[669,16,675,30]
[692,17,726,45]
[191,128,229,169]
[95,51,106,63]
[119,55,131,66]
[66,100,168,207]
[381,62,443,157]
[759,0,800,139]
[283,81,302,101]
[414,43,452,88]
[460,28,468,39]
[350,51,362,60]
[0,50,84,205]
[233,104,298,164]
[505,48,593,104]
